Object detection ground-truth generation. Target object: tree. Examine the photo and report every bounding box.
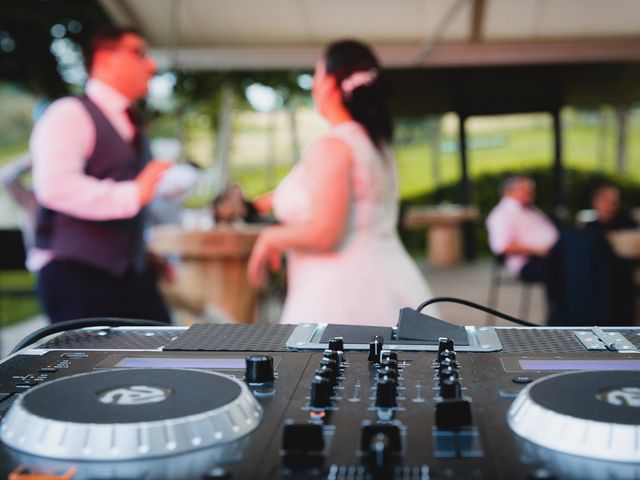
[0,0,111,97]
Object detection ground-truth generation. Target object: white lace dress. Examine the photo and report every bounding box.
[273,121,437,327]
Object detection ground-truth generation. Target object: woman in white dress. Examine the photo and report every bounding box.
[247,40,437,327]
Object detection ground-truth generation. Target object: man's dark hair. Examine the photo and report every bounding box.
[83,26,143,72]
[501,175,533,196]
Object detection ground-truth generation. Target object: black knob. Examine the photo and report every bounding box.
[438,357,457,371]
[375,378,397,408]
[328,337,344,352]
[245,355,274,384]
[282,421,325,454]
[328,337,346,363]
[381,358,398,371]
[377,366,398,380]
[381,350,398,362]
[438,337,454,353]
[440,376,462,399]
[438,366,459,383]
[368,336,384,363]
[435,398,473,428]
[315,366,336,388]
[323,349,340,362]
[437,349,458,363]
[320,357,339,377]
[310,376,332,408]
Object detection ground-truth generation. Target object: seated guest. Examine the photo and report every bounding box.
[212,184,265,224]
[584,184,637,231]
[486,176,558,281]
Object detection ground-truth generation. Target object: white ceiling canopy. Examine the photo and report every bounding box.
[99,0,640,71]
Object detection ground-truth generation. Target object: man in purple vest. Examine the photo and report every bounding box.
[30,27,173,323]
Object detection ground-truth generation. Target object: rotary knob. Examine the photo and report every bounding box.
[368,336,384,364]
[381,358,399,371]
[315,366,336,389]
[323,349,340,363]
[375,378,397,408]
[438,357,457,371]
[440,376,462,399]
[438,337,454,353]
[381,350,398,362]
[437,349,452,364]
[328,337,346,363]
[328,337,344,352]
[438,366,459,383]
[310,376,332,409]
[245,355,275,384]
[377,366,398,381]
[320,357,339,377]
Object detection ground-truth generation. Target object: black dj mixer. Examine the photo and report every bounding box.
[0,321,638,480]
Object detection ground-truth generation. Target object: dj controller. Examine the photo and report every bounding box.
[0,315,638,479]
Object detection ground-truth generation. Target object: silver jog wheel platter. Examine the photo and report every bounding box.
[0,368,263,461]
[508,370,640,463]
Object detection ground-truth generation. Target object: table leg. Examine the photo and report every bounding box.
[428,226,462,267]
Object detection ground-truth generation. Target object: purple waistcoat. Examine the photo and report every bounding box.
[35,97,150,276]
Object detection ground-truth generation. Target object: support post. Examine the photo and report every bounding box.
[459,113,475,261]
[552,107,567,224]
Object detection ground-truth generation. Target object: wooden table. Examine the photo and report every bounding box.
[607,229,640,259]
[150,225,263,324]
[404,205,479,267]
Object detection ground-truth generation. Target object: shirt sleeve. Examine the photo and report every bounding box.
[30,98,141,221]
[486,207,513,255]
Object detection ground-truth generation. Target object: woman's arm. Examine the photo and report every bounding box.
[252,192,274,214]
[247,137,352,286]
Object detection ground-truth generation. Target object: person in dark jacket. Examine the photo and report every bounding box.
[584,184,637,231]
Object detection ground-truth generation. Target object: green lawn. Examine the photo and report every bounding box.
[0,271,39,327]
[0,143,28,165]
[230,113,640,201]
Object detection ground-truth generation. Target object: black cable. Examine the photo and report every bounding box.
[9,317,169,355]
[417,296,537,327]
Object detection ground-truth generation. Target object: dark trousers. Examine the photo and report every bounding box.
[37,259,171,324]
[519,256,545,282]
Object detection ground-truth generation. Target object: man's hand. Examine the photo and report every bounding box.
[147,251,176,283]
[503,241,550,258]
[136,160,172,206]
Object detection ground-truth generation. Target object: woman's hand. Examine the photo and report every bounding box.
[252,192,274,214]
[247,228,283,287]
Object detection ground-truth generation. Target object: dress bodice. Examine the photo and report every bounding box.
[273,121,398,249]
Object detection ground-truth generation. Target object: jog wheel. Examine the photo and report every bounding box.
[508,370,640,462]
[0,368,262,461]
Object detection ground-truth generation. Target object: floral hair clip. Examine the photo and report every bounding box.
[340,69,378,97]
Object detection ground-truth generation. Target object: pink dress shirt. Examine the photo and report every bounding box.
[486,196,558,275]
[28,79,142,270]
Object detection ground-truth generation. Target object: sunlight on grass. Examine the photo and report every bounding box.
[226,108,640,202]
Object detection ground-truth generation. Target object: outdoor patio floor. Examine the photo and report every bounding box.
[0,259,548,357]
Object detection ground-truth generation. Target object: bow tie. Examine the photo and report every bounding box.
[125,107,142,149]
